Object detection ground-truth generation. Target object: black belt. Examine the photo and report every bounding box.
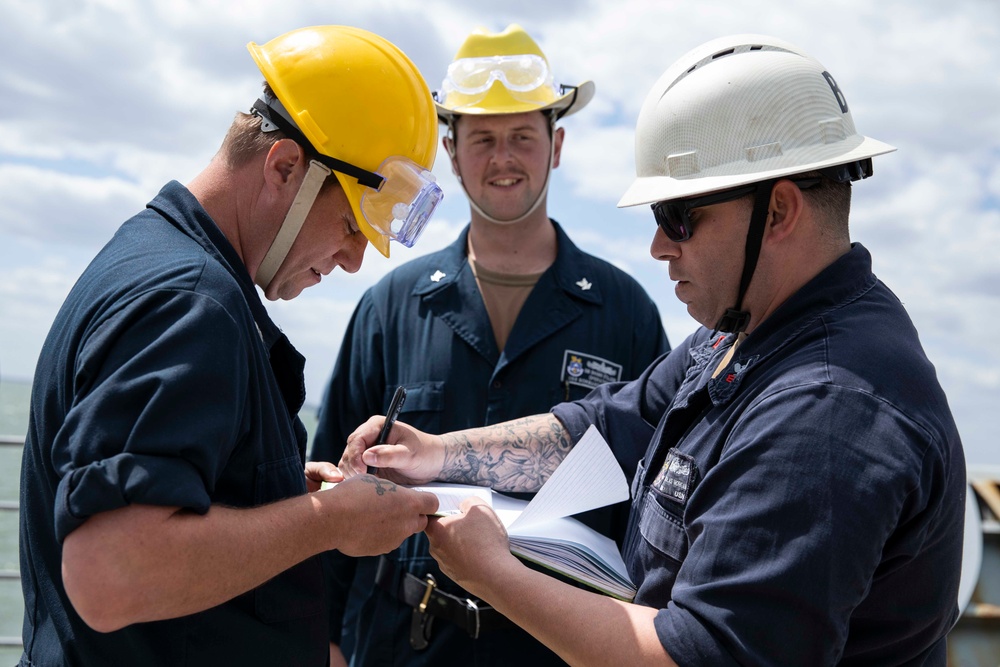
[374,555,515,649]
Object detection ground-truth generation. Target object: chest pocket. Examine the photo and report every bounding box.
[394,381,445,434]
[253,454,324,623]
[550,382,593,406]
[638,490,689,564]
[638,445,697,564]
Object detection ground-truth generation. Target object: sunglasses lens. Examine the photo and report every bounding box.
[651,202,691,242]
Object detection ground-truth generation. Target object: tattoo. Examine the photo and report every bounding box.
[438,415,572,492]
[361,475,397,496]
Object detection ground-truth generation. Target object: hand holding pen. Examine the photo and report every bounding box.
[368,385,407,475]
[340,403,443,484]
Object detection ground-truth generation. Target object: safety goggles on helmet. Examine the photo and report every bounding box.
[252,97,443,248]
[652,177,822,242]
[361,156,443,247]
[442,54,556,97]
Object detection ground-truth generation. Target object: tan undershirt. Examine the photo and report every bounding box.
[468,257,543,351]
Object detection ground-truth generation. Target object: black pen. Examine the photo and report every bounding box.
[369,385,407,475]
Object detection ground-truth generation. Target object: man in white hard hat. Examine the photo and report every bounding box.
[311,23,668,667]
[19,26,442,666]
[339,35,966,665]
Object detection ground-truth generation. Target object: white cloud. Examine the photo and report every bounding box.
[0,248,85,382]
[0,0,997,466]
[0,165,146,246]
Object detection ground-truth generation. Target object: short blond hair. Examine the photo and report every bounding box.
[218,82,287,168]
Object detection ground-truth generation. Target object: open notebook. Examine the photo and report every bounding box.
[409,425,637,601]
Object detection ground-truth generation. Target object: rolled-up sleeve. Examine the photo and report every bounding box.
[51,288,249,542]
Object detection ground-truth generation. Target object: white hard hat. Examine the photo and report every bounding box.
[618,34,896,208]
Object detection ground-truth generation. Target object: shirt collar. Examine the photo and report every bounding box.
[411,219,604,306]
[145,181,285,350]
[705,243,877,402]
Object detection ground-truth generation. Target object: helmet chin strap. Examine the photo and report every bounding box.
[448,116,556,226]
[256,160,331,291]
[712,179,776,335]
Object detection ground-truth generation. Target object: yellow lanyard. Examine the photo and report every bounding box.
[712,332,747,379]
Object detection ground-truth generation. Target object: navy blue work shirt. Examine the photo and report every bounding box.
[553,244,965,666]
[19,182,327,666]
[311,222,669,666]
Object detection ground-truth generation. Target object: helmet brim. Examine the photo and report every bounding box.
[333,171,391,258]
[618,135,897,208]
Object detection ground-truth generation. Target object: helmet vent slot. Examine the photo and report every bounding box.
[666,151,700,177]
[745,142,783,163]
[820,119,848,144]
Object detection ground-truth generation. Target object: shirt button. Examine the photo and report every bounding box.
[492,380,502,389]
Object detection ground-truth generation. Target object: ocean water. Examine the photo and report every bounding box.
[0,377,319,662]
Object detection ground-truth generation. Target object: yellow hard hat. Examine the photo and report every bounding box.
[434,24,594,121]
[248,26,439,257]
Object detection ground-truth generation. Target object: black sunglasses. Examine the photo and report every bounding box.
[651,177,822,242]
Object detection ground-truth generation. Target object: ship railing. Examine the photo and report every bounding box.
[0,435,22,648]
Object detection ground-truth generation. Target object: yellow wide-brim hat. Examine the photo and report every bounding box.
[435,24,594,122]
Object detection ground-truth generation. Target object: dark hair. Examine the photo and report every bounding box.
[796,172,852,239]
[729,173,852,242]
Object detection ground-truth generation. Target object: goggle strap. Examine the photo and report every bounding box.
[256,160,330,290]
[553,85,578,121]
[251,99,385,191]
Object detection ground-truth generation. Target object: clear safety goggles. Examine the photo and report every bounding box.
[251,97,442,248]
[442,54,555,95]
[360,156,443,247]
[257,156,442,288]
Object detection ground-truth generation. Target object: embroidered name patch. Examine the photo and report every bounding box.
[652,449,696,504]
[560,350,623,389]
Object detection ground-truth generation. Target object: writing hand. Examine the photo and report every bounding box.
[339,416,444,485]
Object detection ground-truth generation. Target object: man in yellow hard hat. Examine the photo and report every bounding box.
[339,34,965,666]
[18,25,441,666]
[311,24,669,666]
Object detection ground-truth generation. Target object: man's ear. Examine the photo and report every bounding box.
[551,126,566,170]
[443,135,461,179]
[263,139,306,189]
[766,179,806,243]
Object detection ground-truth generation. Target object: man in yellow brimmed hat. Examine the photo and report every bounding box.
[311,23,668,667]
[434,23,593,227]
[19,25,442,666]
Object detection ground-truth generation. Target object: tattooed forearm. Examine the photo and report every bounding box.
[438,414,572,492]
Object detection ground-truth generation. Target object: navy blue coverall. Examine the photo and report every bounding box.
[311,221,669,666]
[20,182,326,666]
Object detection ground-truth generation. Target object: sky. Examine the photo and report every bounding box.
[0,0,998,466]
